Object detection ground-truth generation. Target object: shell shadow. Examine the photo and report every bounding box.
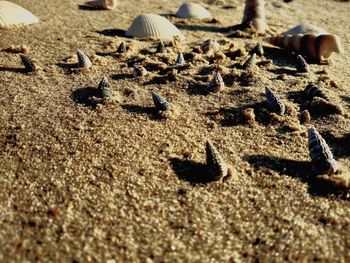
[263,46,296,68]
[246,154,350,198]
[121,104,161,120]
[186,82,209,96]
[340,95,350,107]
[78,5,103,11]
[321,131,350,159]
[170,158,214,185]
[0,66,26,74]
[71,87,99,108]
[174,23,229,33]
[96,28,126,37]
[111,73,133,80]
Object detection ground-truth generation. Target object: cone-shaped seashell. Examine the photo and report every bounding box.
[0,1,39,28]
[176,3,211,19]
[97,76,112,99]
[242,0,267,32]
[252,43,264,56]
[156,40,165,53]
[295,55,309,73]
[152,92,170,111]
[303,83,330,102]
[132,65,148,78]
[206,140,231,182]
[283,23,327,36]
[77,50,92,69]
[117,42,127,53]
[175,52,185,65]
[201,39,220,53]
[84,0,118,10]
[126,14,184,40]
[263,34,343,62]
[308,127,340,175]
[208,71,225,93]
[242,53,256,70]
[265,87,285,115]
[20,54,37,73]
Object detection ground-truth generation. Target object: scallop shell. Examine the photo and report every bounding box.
[242,0,266,32]
[303,83,330,102]
[208,71,225,93]
[283,23,327,36]
[265,87,285,115]
[206,140,231,182]
[152,92,170,111]
[175,3,211,19]
[0,1,39,28]
[84,0,118,10]
[263,34,343,62]
[126,14,184,40]
[308,127,340,175]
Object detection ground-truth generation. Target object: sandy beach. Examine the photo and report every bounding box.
[1,0,350,262]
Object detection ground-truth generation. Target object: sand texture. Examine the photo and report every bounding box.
[1,0,350,262]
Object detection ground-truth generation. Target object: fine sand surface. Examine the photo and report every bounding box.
[1,0,350,262]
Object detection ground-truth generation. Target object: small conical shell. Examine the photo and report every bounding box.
[206,140,230,182]
[132,65,147,78]
[242,53,256,70]
[77,50,92,69]
[283,23,327,36]
[0,1,39,28]
[20,54,37,73]
[84,0,118,10]
[265,87,285,115]
[308,127,340,175]
[156,41,165,53]
[252,43,264,56]
[263,34,343,62]
[208,71,225,93]
[242,0,267,32]
[97,77,112,99]
[175,3,211,19]
[126,14,184,40]
[175,53,185,64]
[303,83,330,102]
[117,42,127,53]
[295,55,309,73]
[201,39,220,53]
[151,92,170,111]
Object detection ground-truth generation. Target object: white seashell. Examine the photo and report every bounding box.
[126,14,184,40]
[84,0,118,10]
[283,23,327,36]
[77,50,92,69]
[0,1,39,28]
[175,3,211,19]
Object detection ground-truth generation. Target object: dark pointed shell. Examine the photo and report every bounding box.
[308,127,339,175]
[296,55,309,73]
[303,83,330,101]
[242,53,256,70]
[117,42,126,53]
[175,52,185,64]
[156,40,165,53]
[206,140,229,181]
[263,34,343,62]
[208,71,225,93]
[20,54,37,72]
[151,92,170,111]
[265,87,285,115]
[97,76,112,98]
[252,43,264,56]
[242,0,266,32]
[77,50,92,69]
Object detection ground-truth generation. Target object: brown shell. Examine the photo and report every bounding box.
[242,0,266,32]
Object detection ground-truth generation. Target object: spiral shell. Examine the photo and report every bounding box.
[295,55,309,73]
[308,127,340,175]
[84,0,118,10]
[242,0,267,32]
[97,77,112,99]
[156,41,165,53]
[20,54,37,73]
[0,1,39,28]
[252,43,264,56]
[208,71,225,93]
[117,42,126,53]
[283,23,327,36]
[263,34,343,62]
[175,3,211,19]
[242,53,256,70]
[303,83,330,102]
[265,87,285,115]
[175,53,185,65]
[152,92,170,111]
[206,140,231,182]
[77,50,92,69]
[126,14,184,40]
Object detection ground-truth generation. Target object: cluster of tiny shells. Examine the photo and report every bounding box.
[0,1,39,28]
